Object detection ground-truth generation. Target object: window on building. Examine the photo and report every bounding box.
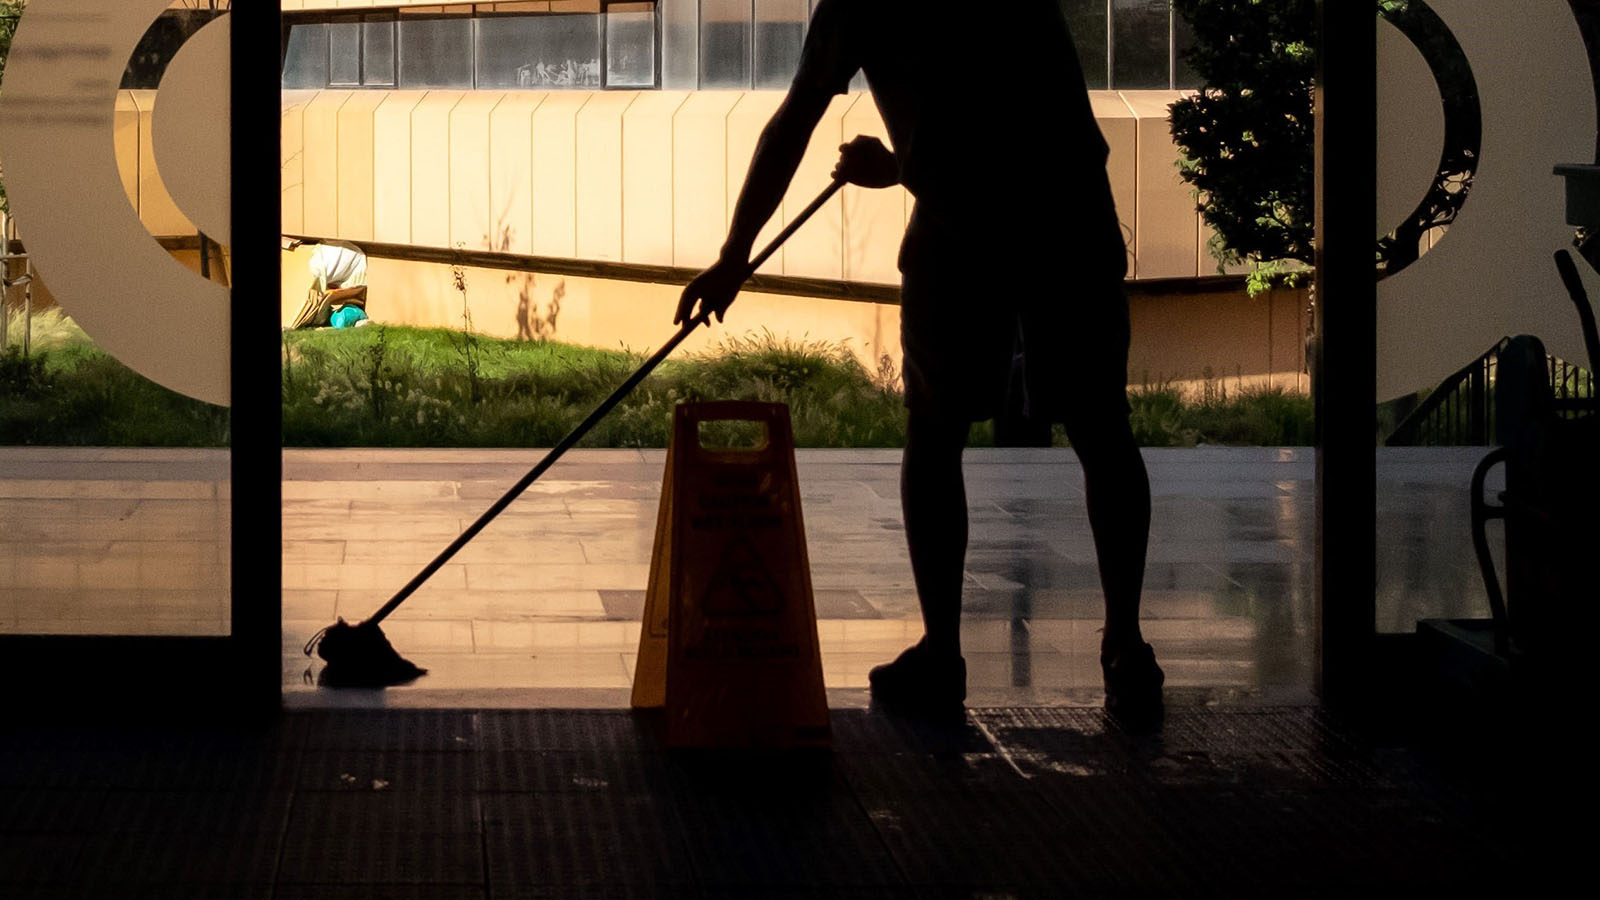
[282,4,658,90]
[398,10,475,89]
[282,2,1205,95]
[1111,0,1171,90]
[363,17,397,87]
[1172,8,1198,89]
[477,12,602,88]
[281,22,329,89]
[1060,0,1110,90]
[661,0,698,88]
[754,0,806,89]
[606,2,658,88]
[700,0,751,89]
[328,17,362,87]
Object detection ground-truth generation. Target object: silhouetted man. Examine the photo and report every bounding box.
[676,0,1162,717]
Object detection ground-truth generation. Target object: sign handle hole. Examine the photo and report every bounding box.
[697,419,770,452]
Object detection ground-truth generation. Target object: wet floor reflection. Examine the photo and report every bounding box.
[1374,448,1501,632]
[271,448,1327,703]
[0,446,1490,701]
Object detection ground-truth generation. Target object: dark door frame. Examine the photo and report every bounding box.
[231,0,284,718]
[0,1,281,720]
[1316,0,1389,713]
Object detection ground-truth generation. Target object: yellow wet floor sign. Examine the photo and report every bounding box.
[631,401,830,748]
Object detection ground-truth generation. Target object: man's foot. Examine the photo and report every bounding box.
[869,639,966,713]
[1102,640,1163,723]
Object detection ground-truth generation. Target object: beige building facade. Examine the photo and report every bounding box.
[97,1,1308,397]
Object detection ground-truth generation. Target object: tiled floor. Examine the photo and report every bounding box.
[0,706,1547,897]
[278,447,1321,704]
[0,447,1550,896]
[0,448,231,636]
[0,446,1504,705]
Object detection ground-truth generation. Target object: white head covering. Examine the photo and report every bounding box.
[309,241,367,292]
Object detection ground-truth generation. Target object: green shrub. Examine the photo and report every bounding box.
[1127,381,1313,447]
[1191,386,1315,446]
[0,343,229,446]
[1128,385,1196,448]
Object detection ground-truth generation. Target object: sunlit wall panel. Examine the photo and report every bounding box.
[449,92,504,251]
[576,91,638,262]
[725,91,788,273]
[671,90,741,267]
[529,91,591,258]
[621,91,689,265]
[410,91,461,249]
[372,91,427,245]
[488,91,547,256]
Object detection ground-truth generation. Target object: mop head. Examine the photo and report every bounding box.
[309,617,427,687]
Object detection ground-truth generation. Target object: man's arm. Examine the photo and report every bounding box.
[674,89,833,325]
[724,91,836,267]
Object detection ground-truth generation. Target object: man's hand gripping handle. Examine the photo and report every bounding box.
[674,177,848,328]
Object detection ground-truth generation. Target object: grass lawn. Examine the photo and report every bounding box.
[2,314,1314,448]
[1,311,231,446]
[282,324,910,448]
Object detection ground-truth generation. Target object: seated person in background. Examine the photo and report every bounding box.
[291,240,369,329]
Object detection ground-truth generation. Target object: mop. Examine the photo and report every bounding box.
[305,178,845,687]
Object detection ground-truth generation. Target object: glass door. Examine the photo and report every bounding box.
[1370,0,1598,695]
[0,0,279,714]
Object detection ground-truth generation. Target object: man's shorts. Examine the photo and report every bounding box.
[897,203,1132,428]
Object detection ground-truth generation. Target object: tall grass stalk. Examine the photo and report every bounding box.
[3,307,86,351]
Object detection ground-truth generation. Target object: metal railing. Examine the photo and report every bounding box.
[1385,337,1597,446]
[1550,354,1598,419]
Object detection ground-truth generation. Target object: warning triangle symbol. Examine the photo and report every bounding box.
[702,536,785,616]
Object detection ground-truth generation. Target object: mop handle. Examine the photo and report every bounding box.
[365,178,844,626]
[745,178,845,271]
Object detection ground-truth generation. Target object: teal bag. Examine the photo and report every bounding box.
[330,306,368,329]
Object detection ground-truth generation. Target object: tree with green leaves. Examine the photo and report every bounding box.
[1168,0,1317,297]
[1,0,26,215]
[1170,0,1477,298]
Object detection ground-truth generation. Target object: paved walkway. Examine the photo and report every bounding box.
[2,446,1504,706]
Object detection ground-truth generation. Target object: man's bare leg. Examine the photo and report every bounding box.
[869,407,970,708]
[1068,413,1162,718]
[1070,417,1151,655]
[900,409,970,662]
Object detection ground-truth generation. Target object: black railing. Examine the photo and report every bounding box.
[1550,354,1598,420]
[1385,338,1596,446]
